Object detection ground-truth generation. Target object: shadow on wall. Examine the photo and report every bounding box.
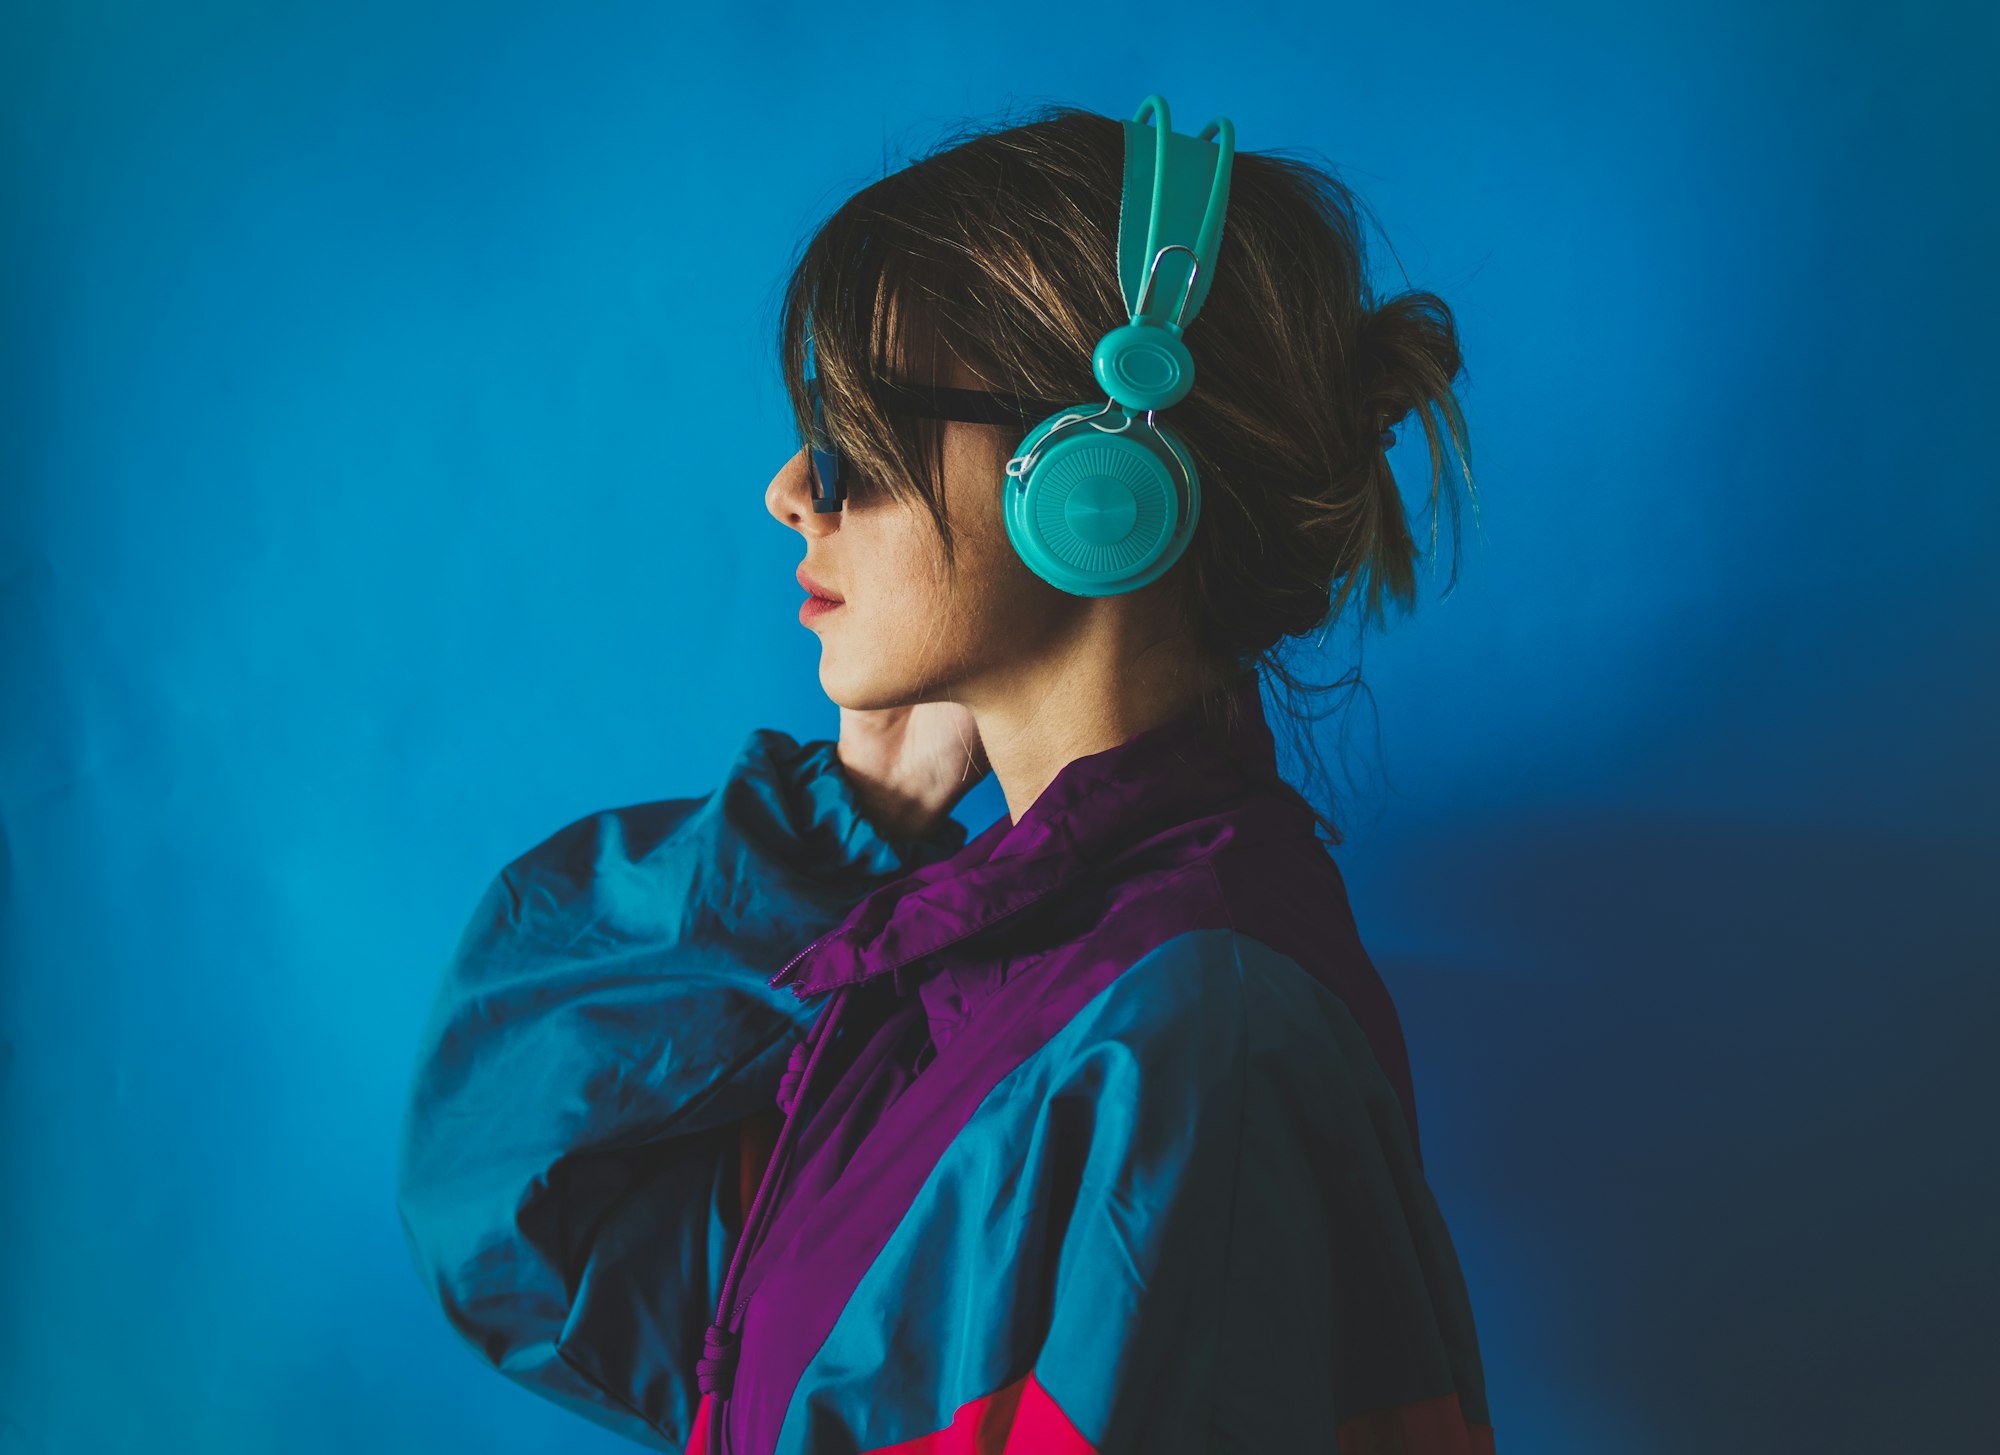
[1373,810,1996,1455]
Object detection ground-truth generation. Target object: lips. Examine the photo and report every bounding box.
[796,567,844,603]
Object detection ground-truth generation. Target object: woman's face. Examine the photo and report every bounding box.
[765,358,1074,712]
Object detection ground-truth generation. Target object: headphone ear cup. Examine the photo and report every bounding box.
[1004,407,1202,597]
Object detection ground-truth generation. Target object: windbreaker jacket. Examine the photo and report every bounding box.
[395,669,1497,1454]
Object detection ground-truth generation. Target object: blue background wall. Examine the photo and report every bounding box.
[3,2,1993,1451]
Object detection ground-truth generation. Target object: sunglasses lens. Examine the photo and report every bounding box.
[806,379,844,512]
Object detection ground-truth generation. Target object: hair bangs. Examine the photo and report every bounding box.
[776,177,961,557]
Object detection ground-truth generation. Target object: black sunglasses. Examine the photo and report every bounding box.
[805,375,1075,513]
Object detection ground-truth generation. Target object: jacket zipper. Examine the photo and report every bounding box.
[769,925,839,989]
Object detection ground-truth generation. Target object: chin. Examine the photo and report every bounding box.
[817,655,891,713]
[818,653,949,714]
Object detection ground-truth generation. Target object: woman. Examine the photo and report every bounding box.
[396,98,1495,1454]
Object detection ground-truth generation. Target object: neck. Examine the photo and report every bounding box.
[963,626,1234,825]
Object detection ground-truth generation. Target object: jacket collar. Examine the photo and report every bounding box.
[768,668,1308,1011]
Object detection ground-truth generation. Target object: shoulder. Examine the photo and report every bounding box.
[1033,927,1403,1131]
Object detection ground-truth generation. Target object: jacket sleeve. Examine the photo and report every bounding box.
[394,727,969,1452]
[994,929,1499,1455]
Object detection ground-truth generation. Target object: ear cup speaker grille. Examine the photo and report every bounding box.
[1036,444,1170,574]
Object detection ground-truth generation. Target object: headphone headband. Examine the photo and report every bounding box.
[1118,95,1236,336]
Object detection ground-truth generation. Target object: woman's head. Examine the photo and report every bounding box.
[764,102,1475,843]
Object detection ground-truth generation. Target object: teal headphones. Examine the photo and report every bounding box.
[1003,94,1236,596]
[803,95,1237,599]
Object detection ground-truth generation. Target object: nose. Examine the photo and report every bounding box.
[766,448,840,535]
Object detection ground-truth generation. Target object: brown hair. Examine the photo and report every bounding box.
[773,102,1478,846]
